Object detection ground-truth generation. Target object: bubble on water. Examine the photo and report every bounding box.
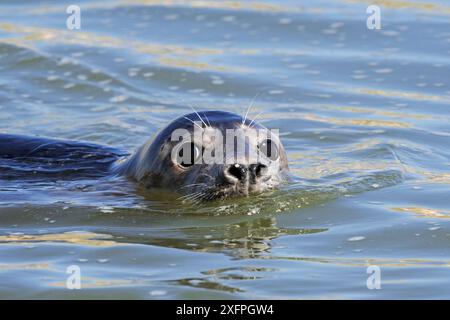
[322,29,337,35]
[188,89,204,93]
[288,64,306,69]
[382,30,399,37]
[268,90,284,95]
[47,75,58,81]
[143,72,154,77]
[374,68,393,74]
[97,259,109,263]
[128,68,140,77]
[212,79,224,85]
[371,184,380,189]
[77,259,88,263]
[279,18,292,25]
[347,236,365,242]
[164,14,178,21]
[99,206,114,213]
[63,83,76,89]
[247,208,260,216]
[97,79,111,86]
[428,227,441,231]
[169,86,179,91]
[150,290,167,296]
[109,95,128,103]
[57,57,72,66]
[222,15,235,22]
[136,22,149,29]
[330,22,344,28]
[71,52,84,57]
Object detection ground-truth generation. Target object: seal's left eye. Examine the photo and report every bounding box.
[258,139,279,161]
[176,142,201,168]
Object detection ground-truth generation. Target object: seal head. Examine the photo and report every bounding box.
[114,111,289,201]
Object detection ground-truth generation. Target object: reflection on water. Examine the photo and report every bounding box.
[0,232,121,247]
[107,217,328,258]
[0,0,450,299]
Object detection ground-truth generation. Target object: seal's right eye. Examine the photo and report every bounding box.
[176,142,201,168]
[258,139,279,161]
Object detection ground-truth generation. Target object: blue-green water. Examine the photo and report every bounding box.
[0,0,449,299]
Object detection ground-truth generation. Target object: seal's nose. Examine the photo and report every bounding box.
[227,163,248,181]
[224,163,267,183]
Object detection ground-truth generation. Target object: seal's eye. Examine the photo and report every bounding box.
[258,139,279,161]
[176,142,201,168]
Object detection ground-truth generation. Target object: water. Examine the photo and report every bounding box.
[0,0,449,299]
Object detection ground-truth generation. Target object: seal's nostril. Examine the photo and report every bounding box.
[251,163,267,177]
[227,164,247,181]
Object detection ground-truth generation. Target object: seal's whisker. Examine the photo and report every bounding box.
[242,91,261,125]
[186,191,207,203]
[178,191,202,201]
[203,112,212,127]
[176,97,208,128]
[248,110,264,128]
[177,183,207,191]
[187,104,208,128]
[183,116,204,130]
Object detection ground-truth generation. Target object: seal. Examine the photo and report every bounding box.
[0,111,289,201]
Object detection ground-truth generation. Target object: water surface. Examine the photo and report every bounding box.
[0,0,450,299]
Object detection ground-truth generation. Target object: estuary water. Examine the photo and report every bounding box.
[0,0,449,299]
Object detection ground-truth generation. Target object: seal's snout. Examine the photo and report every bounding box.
[224,163,267,184]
